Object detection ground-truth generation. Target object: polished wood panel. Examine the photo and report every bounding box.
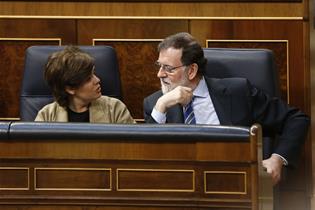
[0,19,76,44]
[78,19,188,42]
[1,0,304,2]
[204,171,246,194]
[0,39,60,118]
[0,2,305,17]
[0,167,29,190]
[0,141,252,160]
[35,168,111,190]
[117,169,194,191]
[0,19,76,119]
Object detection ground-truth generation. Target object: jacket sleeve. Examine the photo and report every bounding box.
[248,80,310,166]
[143,97,158,123]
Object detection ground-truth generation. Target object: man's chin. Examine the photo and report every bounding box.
[161,84,171,95]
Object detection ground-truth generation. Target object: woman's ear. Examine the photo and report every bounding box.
[187,63,198,80]
[65,86,75,95]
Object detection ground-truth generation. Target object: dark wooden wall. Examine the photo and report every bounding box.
[0,0,311,209]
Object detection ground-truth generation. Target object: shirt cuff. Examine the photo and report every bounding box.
[151,107,167,124]
[272,153,288,166]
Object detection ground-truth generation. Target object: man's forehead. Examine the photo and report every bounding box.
[159,48,182,61]
[160,47,182,53]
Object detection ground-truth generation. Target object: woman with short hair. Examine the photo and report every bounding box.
[35,46,135,123]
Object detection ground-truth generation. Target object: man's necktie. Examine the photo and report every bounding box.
[184,99,196,124]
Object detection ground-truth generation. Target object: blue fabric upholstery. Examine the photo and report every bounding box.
[203,48,279,97]
[20,46,122,121]
[8,122,250,141]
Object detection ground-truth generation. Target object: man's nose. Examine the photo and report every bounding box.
[157,68,167,78]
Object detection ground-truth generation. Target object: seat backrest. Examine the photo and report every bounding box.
[203,48,280,97]
[20,45,122,121]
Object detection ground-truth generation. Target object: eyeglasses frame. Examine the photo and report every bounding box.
[154,61,188,74]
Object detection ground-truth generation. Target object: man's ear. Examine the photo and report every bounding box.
[187,63,198,80]
[65,86,75,95]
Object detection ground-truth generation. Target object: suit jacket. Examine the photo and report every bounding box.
[143,77,309,166]
[35,96,135,124]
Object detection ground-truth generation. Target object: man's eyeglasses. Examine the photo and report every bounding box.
[154,61,186,73]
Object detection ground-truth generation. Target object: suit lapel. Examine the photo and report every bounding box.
[166,104,184,123]
[205,77,232,125]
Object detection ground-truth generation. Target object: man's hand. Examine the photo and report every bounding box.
[155,86,193,113]
[262,154,284,185]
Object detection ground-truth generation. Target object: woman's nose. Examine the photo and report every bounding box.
[93,74,100,83]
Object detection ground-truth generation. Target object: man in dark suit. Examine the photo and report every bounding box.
[143,32,309,185]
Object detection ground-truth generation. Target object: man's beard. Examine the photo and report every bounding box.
[160,74,189,94]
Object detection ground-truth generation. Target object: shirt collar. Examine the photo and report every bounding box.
[193,76,208,98]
